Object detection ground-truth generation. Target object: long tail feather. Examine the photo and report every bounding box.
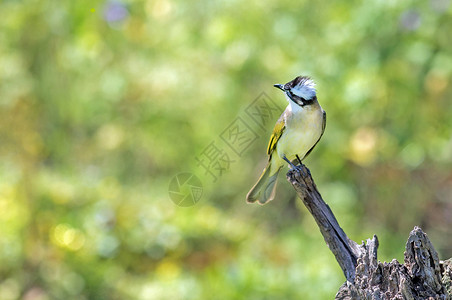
[246,163,281,204]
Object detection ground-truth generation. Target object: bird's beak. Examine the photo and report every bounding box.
[273,84,284,91]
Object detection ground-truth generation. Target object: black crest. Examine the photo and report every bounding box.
[284,76,312,90]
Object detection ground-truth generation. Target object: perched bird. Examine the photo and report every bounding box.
[246,76,326,204]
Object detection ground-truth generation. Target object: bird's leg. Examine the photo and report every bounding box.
[283,155,297,169]
[296,155,303,165]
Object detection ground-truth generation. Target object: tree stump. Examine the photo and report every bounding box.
[286,164,452,300]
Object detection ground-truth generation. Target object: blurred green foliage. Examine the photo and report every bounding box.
[0,0,452,299]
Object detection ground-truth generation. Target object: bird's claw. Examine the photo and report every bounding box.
[282,155,298,170]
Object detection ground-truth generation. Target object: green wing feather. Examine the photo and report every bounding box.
[246,113,285,204]
[266,113,285,157]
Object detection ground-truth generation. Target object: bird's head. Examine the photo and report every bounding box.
[274,76,316,106]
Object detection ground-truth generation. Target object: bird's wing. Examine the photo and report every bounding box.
[303,110,326,160]
[266,112,286,157]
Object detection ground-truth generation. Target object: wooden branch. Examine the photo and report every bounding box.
[286,164,364,281]
[286,164,452,299]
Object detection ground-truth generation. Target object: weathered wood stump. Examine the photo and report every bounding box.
[286,164,452,300]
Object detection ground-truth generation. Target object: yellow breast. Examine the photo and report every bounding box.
[276,103,324,162]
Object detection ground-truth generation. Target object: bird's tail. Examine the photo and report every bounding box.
[246,162,281,205]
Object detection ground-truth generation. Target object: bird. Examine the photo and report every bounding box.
[246,76,326,205]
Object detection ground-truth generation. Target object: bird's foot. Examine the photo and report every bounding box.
[282,155,297,170]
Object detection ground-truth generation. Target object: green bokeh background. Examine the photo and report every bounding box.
[1,0,452,299]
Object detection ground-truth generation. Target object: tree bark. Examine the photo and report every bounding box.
[286,164,452,300]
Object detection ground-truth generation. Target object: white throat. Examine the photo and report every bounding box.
[286,95,303,113]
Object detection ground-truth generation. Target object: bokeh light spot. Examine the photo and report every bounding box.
[349,127,378,166]
[52,224,86,251]
[103,0,129,24]
[399,10,421,31]
[147,0,173,19]
[156,260,181,280]
[96,124,125,150]
[401,143,425,169]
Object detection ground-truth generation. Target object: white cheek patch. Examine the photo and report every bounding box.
[291,85,316,100]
